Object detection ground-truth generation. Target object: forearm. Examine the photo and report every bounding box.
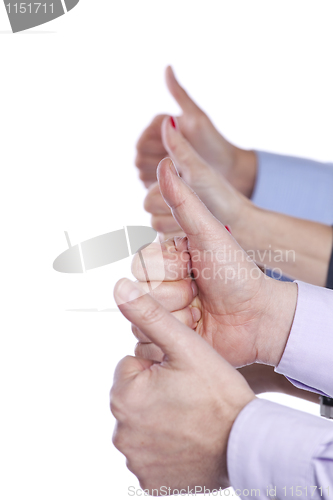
[235,205,333,286]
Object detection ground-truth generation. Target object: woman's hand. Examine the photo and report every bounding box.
[144,115,251,241]
[135,66,257,197]
[144,119,333,286]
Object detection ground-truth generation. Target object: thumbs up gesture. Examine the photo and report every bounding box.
[133,158,298,368]
[111,277,255,493]
[135,66,256,197]
[144,115,249,241]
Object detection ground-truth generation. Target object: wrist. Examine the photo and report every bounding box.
[257,280,298,367]
[227,196,258,248]
[231,202,272,258]
[227,148,257,198]
[238,364,283,394]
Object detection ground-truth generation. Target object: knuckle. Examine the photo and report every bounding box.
[170,143,193,171]
[155,113,169,122]
[135,153,150,170]
[143,194,155,214]
[150,215,162,232]
[135,130,150,151]
[139,172,157,187]
[151,113,169,129]
[141,302,164,326]
[109,391,123,418]
[134,342,150,358]
[134,152,144,169]
[187,111,207,132]
[112,429,126,452]
[134,342,163,361]
[132,325,149,342]
[110,387,133,422]
[126,459,149,484]
[138,169,153,181]
[151,215,174,233]
[139,478,158,493]
[131,253,143,279]
[131,324,140,340]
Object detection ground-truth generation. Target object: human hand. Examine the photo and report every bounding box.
[143,117,252,241]
[144,181,185,240]
[133,158,298,368]
[111,278,255,493]
[135,66,257,196]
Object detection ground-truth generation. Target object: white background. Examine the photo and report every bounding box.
[0,1,332,498]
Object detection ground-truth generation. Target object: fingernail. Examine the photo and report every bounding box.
[187,260,192,275]
[191,280,198,297]
[116,279,142,303]
[169,159,179,177]
[191,307,201,323]
[174,236,188,251]
[225,225,232,234]
[170,116,177,128]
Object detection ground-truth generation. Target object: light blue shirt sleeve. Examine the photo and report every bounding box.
[252,151,333,224]
[228,398,333,499]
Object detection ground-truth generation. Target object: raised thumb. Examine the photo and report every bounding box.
[161,116,204,181]
[157,158,227,250]
[165,66,202,115]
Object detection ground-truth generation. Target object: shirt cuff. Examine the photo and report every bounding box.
[227,398,333,499]
[275,281,333,398]
[252,151,333,225]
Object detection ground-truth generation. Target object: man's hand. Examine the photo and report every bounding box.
[111,278,255,493]
[133,158,298,368]
[135,66,257,196]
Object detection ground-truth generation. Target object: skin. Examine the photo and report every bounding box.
[237,365,319,404]
[135,66,257,197]
[132,158,298,369]
[134,159,320,405]
[110,162,319,491]
[135,68,327,403]
[144,117,333,287]
[111,277,256,493]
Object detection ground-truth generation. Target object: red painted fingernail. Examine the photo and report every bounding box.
[225,225,232,234]
[170,116,176,129]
